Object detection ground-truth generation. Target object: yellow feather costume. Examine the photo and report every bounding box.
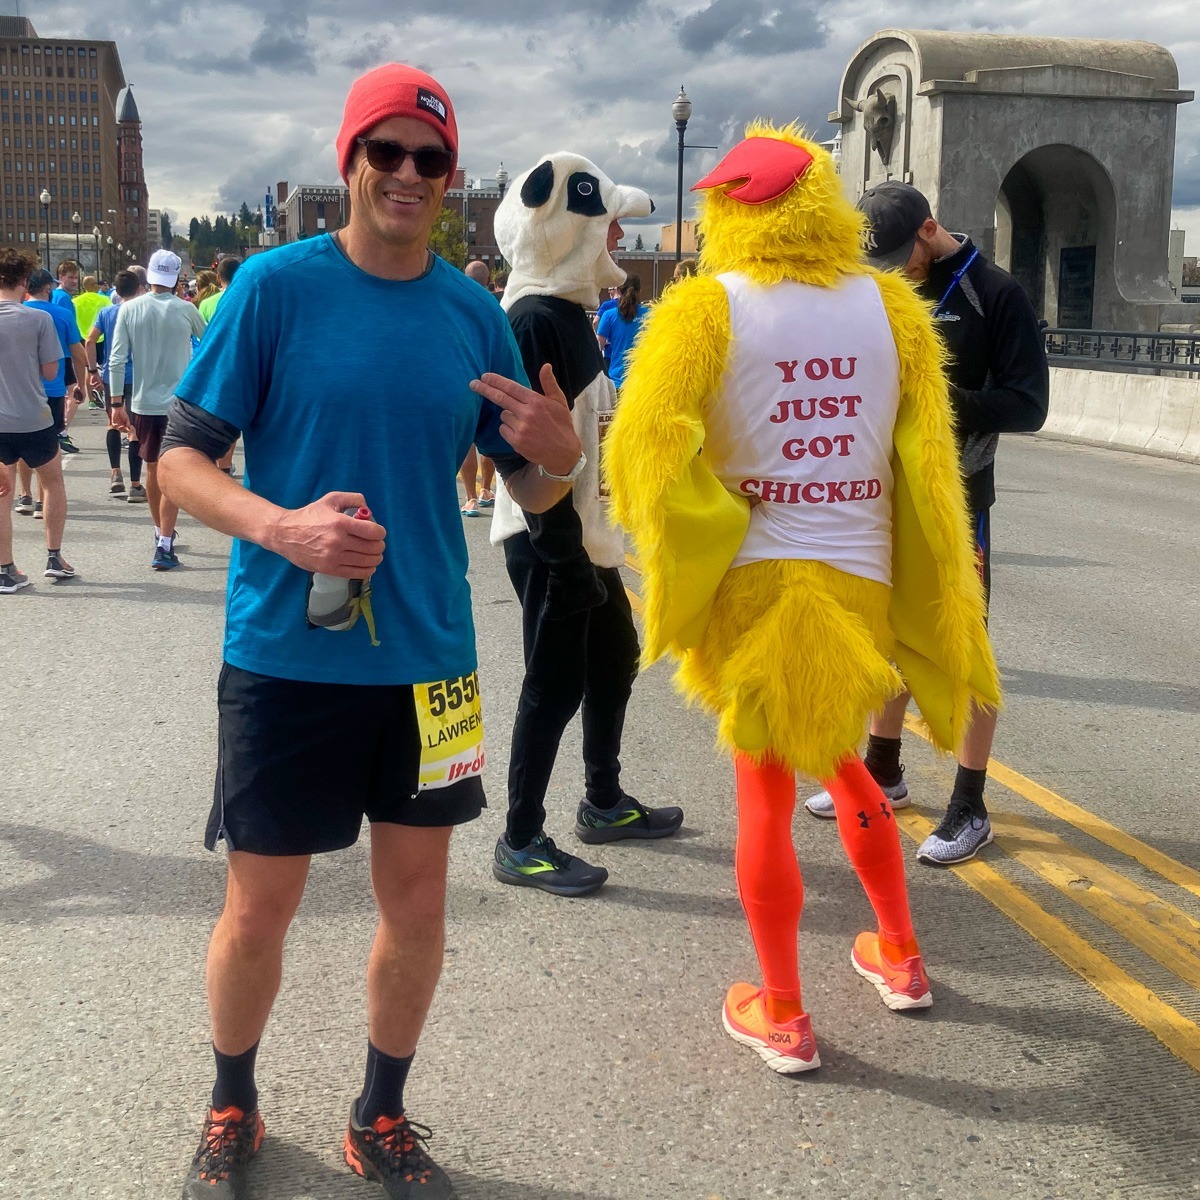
[605,124,999,781]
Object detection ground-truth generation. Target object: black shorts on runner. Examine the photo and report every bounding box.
[0,424,59,468]
[207,664,487,856]
[48,396,66,435]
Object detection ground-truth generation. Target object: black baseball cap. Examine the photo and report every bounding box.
[27,267,54,292]
[857,182,932,270]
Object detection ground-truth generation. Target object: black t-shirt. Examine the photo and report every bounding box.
[506,294,605,408]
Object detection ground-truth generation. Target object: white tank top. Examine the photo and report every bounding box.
[704,272,901,585]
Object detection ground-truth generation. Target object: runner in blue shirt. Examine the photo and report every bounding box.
[160,64,588,1200]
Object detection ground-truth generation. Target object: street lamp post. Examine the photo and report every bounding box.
[92,226,100,279]
[106,234,113,279]
[72,211,81,271]
[672,88,691,264]
[669,87,717,271]
[495,162,508,271]
[39,188,52,270]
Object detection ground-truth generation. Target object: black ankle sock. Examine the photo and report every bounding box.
[358,1042,413,1126]
[951,766,988,817]
[127,443,142,484]
[2,562,14,573]
[212,1041,260,1113]
[106,427,122,470]
[863,735,903,787]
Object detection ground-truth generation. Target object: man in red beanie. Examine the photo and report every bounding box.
[161,63,585,1200]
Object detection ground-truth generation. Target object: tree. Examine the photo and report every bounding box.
[188,217,200,242]
[633,233,644,251]
[238,201,253,229]
[161,213,173,250]
[429,208,467,268]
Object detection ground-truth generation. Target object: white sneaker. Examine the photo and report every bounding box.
[804,774,910,819]
[916,803,993,866]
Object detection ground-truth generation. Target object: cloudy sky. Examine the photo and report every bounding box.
[25,0,1200,250]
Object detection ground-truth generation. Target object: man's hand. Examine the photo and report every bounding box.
[470,363,581,475]
[263,491,386,578]
[109,404,129,432]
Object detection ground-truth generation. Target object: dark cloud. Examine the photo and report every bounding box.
[678,0,827,57]
[248,27,318,75]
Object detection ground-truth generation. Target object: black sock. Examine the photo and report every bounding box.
[951,766,988,817]
[358,1042,413,1126]
[48,548,60,556]
[127,443,142,484]
[863,735,903,787]
[212,1041,260,1113]
[106,427,122,469]
[2,562,14,573]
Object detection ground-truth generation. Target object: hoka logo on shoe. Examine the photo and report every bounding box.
[769,1031,795,1045]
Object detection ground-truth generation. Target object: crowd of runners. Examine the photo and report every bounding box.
[0,61,1048,1200]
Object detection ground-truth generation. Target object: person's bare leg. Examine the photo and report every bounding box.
[869,691,911,740]
[366,824,453,1057]
[958,702,999,771]
[0,464,15,564]
[36,455,69,567]
[146,461,178,535]
[206,851,311,1056]
[458,446,479,513]
[479,454,495,499]
[16,460,32,501]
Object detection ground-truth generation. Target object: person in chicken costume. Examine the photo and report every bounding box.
[605,123,1001,1074]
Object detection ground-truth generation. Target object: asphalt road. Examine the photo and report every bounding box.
[2,414,1198,1199]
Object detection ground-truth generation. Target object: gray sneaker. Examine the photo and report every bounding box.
[804,773,909,819]
[916,803,993,866]
[0,566,30,593]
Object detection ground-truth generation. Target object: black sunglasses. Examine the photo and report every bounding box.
[356,137,454,179]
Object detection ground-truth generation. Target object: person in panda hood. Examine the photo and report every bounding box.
[486,152,684,896]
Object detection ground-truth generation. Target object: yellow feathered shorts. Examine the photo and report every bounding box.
[675,559,905,781]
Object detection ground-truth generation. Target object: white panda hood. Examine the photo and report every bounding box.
[496,152,654,310]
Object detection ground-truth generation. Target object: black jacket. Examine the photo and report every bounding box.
[918,236,1049,510]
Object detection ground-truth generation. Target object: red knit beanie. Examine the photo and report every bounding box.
[335,64,459,184]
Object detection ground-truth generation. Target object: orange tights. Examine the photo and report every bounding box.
[733,753,918,1020]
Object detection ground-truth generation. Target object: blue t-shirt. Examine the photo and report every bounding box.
[24,299,80,399]
[175,236,527,686]
[94,302,132,386]
[596,302,649,389]
[51,287,75,312]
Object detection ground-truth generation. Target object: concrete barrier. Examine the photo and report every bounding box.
[1041,367,1200,464]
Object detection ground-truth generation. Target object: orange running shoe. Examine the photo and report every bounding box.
[182,1104,265,1199]
[851,932,933,1011]
[721,982,821,1074]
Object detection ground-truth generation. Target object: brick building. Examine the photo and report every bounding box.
[275,180,349,243]
[0,15,138,262]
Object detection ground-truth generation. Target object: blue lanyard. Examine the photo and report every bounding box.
[933,248,979,317]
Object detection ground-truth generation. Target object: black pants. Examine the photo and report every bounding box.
[503,531,639,847]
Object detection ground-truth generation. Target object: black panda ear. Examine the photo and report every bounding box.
[521,161,555,208]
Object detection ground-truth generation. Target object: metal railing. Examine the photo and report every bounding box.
[1043,328,1200,374]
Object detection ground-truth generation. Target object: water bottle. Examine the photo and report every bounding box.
[306,506,372,631]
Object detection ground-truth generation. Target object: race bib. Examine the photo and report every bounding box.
[415,672,484,791]
[598,409,614,498]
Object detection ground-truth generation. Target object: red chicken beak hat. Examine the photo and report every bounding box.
[692,136,814,205]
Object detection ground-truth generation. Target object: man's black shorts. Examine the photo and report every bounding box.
[207,664,486,856]
[0,424,59,468]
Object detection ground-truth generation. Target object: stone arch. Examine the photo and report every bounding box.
[994,145,1116,329]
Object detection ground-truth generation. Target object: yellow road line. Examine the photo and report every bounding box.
[895,808,1200,1073]
[625,552,640,574]
[987,809,1200,992]
[625,588,643,614]
[902,715,1200,901]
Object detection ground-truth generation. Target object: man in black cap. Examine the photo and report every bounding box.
[805,181,1048,867]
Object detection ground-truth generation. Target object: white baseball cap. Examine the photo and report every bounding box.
[146,248,182,288]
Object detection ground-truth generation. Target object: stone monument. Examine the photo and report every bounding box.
[830,30,1194,330]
